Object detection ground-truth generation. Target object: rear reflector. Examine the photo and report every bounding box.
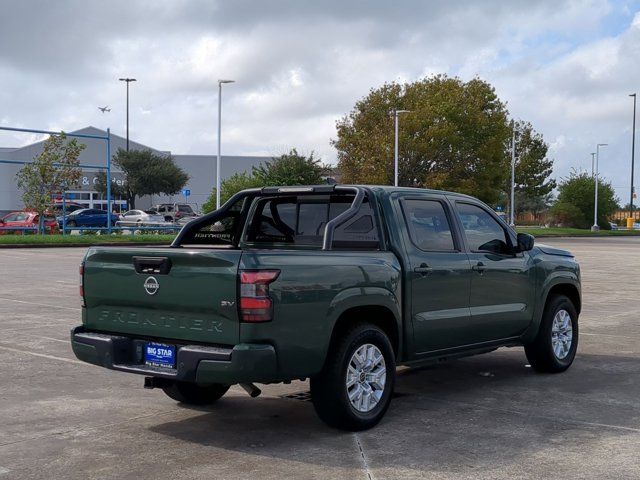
[239,270,280,322]
[79,263,85,305]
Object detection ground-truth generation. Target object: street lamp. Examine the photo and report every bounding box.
[393,109,410,187]
[591,143,608,231]
[216,79,235,209]
[629,93,636,220]
[118,78,137,151]
[509,121,518,227]
[590,152,596,177]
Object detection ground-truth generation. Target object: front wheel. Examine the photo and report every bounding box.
[311,323,395,431]
[162,381,229,405]
[525,294,579,373]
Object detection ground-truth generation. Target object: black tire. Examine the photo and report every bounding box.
[67,220,76,227]
[525,294,578,373]
[311,323,396,431]
[162,381,229,405]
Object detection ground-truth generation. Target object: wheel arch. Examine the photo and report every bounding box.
[325,287,402,363]
[546,282,581,314]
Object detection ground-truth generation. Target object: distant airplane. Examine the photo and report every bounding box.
[98,106,111,113]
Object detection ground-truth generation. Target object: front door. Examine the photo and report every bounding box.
[396,196,473,354]
[453,201,534,342]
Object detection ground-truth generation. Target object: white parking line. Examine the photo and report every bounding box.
[0,297,80,311]
[0,345,84,365]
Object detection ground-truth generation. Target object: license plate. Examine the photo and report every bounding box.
[144,342,176,369]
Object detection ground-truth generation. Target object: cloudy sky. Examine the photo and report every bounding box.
[1,0,639,202]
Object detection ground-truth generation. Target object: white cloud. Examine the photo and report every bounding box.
[0,0,638,201]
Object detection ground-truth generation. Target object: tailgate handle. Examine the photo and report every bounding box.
[133,256,172,275]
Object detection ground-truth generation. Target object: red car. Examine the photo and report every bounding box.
[0,211,58,234]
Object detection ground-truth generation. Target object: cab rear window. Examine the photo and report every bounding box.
[244,194,379,249]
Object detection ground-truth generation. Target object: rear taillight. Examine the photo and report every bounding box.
[79,262,85,306]
[239,270,280,322]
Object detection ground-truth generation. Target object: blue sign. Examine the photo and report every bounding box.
[144,342,176,369]
[182,189,190,197]
[495,205,503,212]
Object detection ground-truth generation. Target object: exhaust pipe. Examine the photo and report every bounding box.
[239,382,261,398]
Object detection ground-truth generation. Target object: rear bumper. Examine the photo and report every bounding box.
[70,326,278,384]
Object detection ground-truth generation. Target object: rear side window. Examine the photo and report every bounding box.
[401,199,455,252]
[456,203,511,254]
[245,194,379,249]
[178,205,193,213]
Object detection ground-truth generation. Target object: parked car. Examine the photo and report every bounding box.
[116,210,168,227]
[72,185,581,431]
[50,200,85,216]
[149,203,197,222]
[57,208,119,229]
[0,211,58,234]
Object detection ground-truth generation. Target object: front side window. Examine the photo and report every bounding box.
[457,203,511,254]
[401,199,455,252]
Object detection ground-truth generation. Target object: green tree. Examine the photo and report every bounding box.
[96,149,188,209]
[511,121,556,213]
[15,133,85,233]
[202,149,326,213]
[549,202,585,228]
[555,171,618,229]
[333,75,511,205]
[202,172,261,213]
[253,149,325,185]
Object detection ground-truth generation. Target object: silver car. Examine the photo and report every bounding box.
[116,210,167,227]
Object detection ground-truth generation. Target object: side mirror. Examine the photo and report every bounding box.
[516,232,534,252]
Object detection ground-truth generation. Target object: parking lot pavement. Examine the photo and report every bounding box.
[1,238,639,479]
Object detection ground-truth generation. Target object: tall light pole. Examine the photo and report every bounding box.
[630,93,637,220]
[393,109,410,187]
[510,121,517,227]
[216,79,235,209]
[592,143,608,231]
[118,78,136,151]
[590,152,596,177]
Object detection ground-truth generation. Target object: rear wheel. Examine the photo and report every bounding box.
[162,381,229,405]
[525,294,578,373]
[311,323,395,431]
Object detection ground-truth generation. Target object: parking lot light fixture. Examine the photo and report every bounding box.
[592,143,608,232]
[393,109,410,187]
[629,94,636,219]
[216,79,235,210]
[118,78,137,152]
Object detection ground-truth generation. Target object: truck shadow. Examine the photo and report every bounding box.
[148,350,640,474]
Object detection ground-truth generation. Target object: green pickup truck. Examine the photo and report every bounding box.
[72,185,581,430]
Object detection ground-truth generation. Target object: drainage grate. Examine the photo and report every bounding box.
[281,391,312,401]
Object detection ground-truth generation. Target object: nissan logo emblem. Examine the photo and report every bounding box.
[143,276,159,295]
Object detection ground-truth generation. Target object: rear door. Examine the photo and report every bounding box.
[395,195,473,353]
[452,200,534,341]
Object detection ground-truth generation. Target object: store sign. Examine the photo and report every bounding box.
[78,172,125,189]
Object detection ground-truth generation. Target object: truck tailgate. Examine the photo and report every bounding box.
[82,247,241,345]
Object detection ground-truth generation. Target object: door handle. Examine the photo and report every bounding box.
[472,261,486,274]
[414,263,433,275]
